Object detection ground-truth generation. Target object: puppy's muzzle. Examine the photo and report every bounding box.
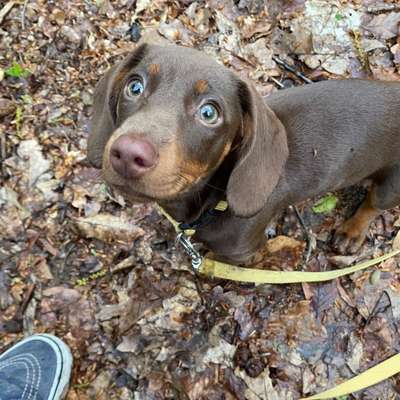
[109,134,159,179]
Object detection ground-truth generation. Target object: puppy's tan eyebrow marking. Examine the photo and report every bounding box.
[194,79,209,94]
[148,63,160,75]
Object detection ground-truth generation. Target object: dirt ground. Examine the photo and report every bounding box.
[1,0,400,399]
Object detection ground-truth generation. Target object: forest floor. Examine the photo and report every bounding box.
[1,0,400,399]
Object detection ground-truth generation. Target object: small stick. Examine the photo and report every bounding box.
[364,291,388,326]
[13,283,35,329]
[0,133,6,178]
[19,283,35,315]
[110,255,136,273]
[21,0,29,30]
[268,76,284,88]
[272,55,314,84]
[292,205,314,266]
[0,1,15,25]
[367,4,400,14]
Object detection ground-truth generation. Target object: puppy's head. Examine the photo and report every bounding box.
[88,43,288,216]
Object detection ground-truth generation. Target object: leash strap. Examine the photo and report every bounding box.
[300,353,400,399]
[157,203,400,282]
[199,250,400,283]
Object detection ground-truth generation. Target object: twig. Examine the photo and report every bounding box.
[110,255,136,273]
[208,44,304,90]
[21,0,29,30]
[292,205,314,267]
[272,55,314,84]
[367,4,400,14]
[159,254,174,265]
[364,291,389,326]
[0,1,15,25]
[268,76,284,88]
[19,283,35,315]
[0,133,6,178]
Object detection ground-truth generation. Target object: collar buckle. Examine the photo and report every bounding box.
[176,232,202,270]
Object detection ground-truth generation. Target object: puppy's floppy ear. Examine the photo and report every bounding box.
[227,80,289,217]
[87,66,117,168]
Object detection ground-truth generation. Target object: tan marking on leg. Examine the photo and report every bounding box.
[334,190,380,254]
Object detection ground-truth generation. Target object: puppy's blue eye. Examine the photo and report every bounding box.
[199,103,219,124]
[127,79,144,96]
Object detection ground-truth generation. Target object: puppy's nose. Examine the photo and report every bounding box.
[109,135,158,179]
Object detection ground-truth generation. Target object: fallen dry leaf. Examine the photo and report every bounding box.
[365,12,400,40]
[266,235,303,253]
[74,213,145,242]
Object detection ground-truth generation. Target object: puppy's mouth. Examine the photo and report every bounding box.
[103,167,207,202]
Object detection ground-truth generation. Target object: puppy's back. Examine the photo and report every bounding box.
[266,79,400,194]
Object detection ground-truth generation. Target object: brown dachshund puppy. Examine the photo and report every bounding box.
[88,42,400,264]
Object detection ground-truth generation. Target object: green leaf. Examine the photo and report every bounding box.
[312,194,338,214]
[5,61,30,78]
[335,12,344,21]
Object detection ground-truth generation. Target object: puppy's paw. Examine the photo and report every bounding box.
[332,219,368,254]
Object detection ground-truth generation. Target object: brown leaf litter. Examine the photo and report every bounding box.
[0,0,399,399]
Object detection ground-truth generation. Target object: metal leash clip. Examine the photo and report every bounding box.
[176,232,203,270]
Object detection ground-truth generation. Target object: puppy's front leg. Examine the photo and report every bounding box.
[333,164,400,253]
[333,189,379,254]
[198,216,270,266]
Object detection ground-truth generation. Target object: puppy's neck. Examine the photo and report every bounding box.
[159,152,236,224]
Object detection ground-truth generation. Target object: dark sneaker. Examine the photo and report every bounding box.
[0,334,72,400]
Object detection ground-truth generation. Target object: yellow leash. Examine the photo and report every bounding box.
[199,251,400,283]
[300,353,400,399]
[156,203,400,398]
[157,202,400,283]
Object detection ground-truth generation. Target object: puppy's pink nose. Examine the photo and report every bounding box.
[109,135,158,179]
